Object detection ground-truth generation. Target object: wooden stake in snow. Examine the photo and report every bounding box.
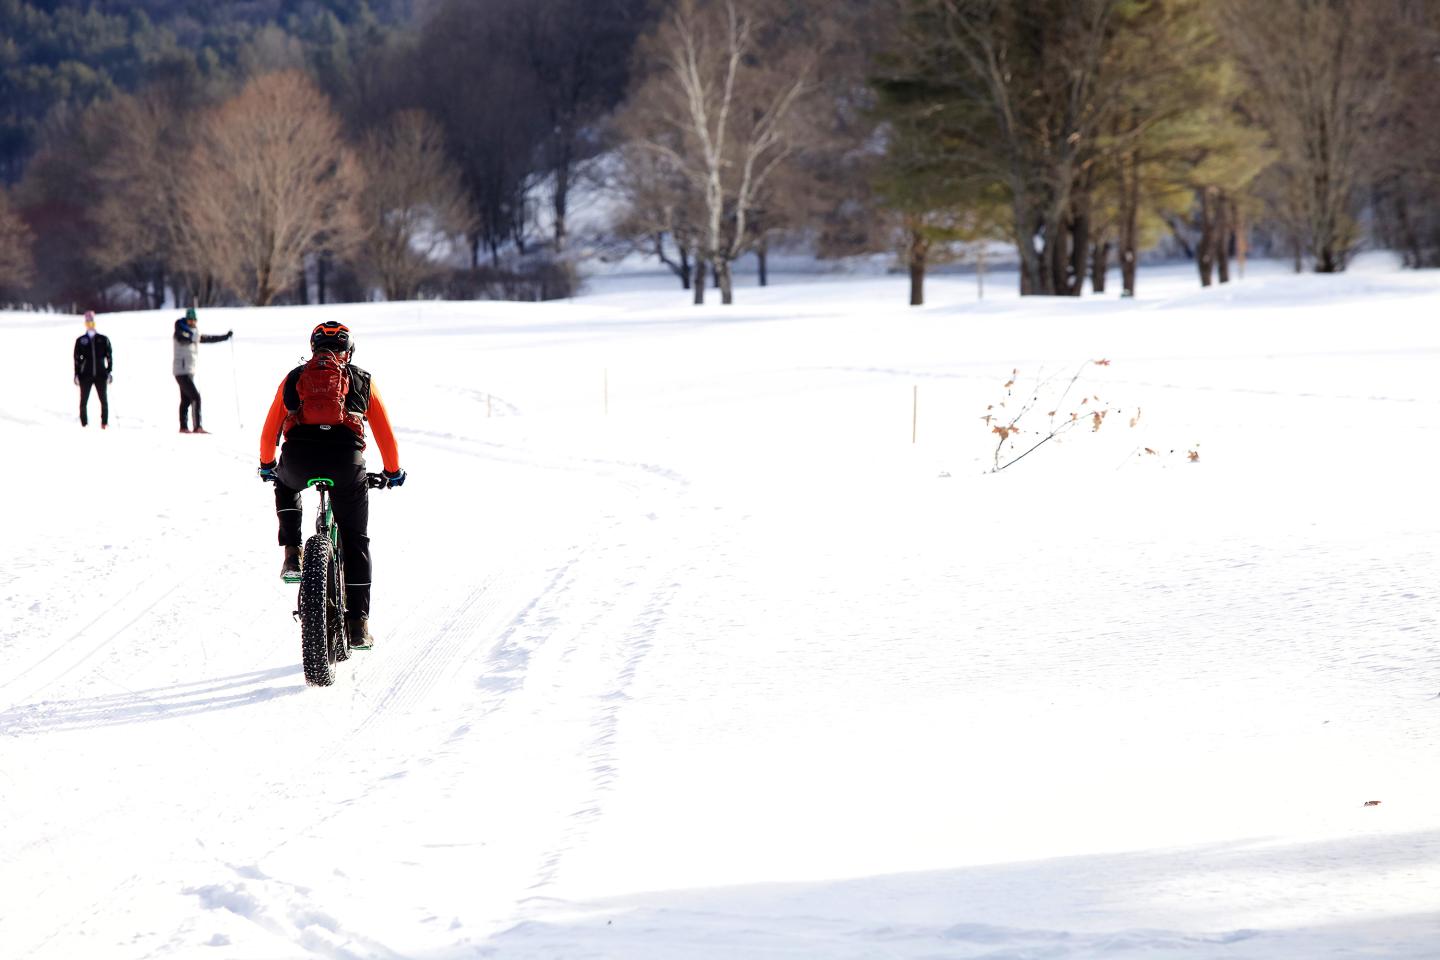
[912,385,918,443]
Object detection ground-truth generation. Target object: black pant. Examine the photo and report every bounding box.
[175,374,202,429]
[274,443,372,620]
[79,376,109,426]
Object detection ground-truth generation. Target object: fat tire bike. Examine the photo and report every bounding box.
[282,473,389,686]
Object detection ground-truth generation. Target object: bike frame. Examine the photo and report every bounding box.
[308,478,339,539]
[306,477,347,625]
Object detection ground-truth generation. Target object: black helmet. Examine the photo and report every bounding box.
[310,321,354,355]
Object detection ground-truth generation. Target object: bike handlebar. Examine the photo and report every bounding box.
[260,471,398,489]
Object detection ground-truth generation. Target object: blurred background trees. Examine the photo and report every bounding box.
[0,185,35,302]
[0,0,1434,308]
[358,109,473,300]
[179,70,362,307]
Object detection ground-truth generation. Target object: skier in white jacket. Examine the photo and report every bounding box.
[173,307,232,433]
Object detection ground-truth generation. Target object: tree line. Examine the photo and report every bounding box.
[0,0,1437,310]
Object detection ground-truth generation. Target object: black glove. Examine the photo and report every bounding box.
[383,468,407,488]
[258,460,279,482]
[225,330,234,340]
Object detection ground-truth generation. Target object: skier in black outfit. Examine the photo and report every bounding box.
[173,306,233,433]
[74,311,113,428]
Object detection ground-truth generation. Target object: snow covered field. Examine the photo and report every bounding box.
[1,258,1437,959]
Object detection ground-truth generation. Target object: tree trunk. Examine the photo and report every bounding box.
[318,255,328,304]
[1311,165,1343,273]
[553,160,570,252]
[1197,186,1217,287]
[296,267,309,305]
[1120,152,1140,298]
[1046,216,1068,297]
[1091,237,1110,294]
[255,258,275,307]
[1012,191,1043,296]
[653,233,690,288]
[1215,191,1231,285]
[909,260,926,306]
[1234,200,1249,279]
[693,257,706,305]
[716,259,734,305]
[758,241,768,287]
[1067,189,1091,297]
[1391,194,1421,268]
[907,221,929,306]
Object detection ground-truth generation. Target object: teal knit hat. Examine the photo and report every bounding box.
[185,307,197,322]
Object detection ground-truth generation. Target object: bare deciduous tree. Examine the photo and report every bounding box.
[14,101,115,309]
[179,71,362,306]
[521,0,652,252]
[359,110,474,300]
[880,0,1126,296]
[91,91,197,308]
[0,186,35,301]
[1364,0,1440,267]
[609,141,704,289]
[1218,0,1401,272]
[621,0,817,304]
[417,0,548,267]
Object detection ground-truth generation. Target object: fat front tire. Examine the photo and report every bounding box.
[299,535,337,686]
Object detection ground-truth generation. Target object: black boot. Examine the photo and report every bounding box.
[280,545,301,582]
[347,616,373,650]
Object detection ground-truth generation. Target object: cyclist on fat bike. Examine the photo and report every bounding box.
[257,322,406,648]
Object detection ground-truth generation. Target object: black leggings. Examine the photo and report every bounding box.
[274,445,372,619]
[79,376,109,426]
[175,374,202,429]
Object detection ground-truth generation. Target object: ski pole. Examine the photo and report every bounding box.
[230,335,244,431]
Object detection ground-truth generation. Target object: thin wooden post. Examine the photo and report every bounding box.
[1235,201,1249,279]
[912,385,918,443]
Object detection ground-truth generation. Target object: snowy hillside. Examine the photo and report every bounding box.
[1,259,1438,959]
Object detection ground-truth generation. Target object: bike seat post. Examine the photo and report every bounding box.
[306,478,334,536]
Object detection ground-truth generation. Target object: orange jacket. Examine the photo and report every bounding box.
[259,373,400,474]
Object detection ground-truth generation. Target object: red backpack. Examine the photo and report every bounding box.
[294,353,351,426]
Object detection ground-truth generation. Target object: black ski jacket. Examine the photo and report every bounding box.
[74,333,113,380]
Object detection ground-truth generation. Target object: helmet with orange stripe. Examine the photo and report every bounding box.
[310,322,354,356]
